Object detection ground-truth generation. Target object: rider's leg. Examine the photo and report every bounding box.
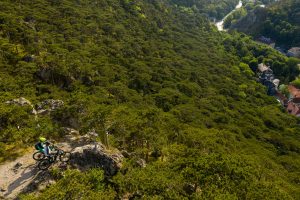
[44,146,49,156]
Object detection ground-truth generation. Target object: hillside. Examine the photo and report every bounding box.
[0,0,300,199]
[170,0,239,20]
[231,0,300,48]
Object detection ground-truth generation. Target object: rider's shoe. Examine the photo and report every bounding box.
[47,155,54,162]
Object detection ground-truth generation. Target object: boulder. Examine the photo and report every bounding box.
[62,127,80,135]
[87,129,98,137]
[12,162,22,174]
[70,143,123,176]
[135,158,146,168]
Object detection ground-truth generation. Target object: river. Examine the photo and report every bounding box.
[215,0,243,31]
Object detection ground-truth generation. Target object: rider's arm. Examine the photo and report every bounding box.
[37,143,44,152]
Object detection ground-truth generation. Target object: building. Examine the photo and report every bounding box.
[257,63,274,81]
[257,63,277,95]
[288,85,300,99]
[287,98,300,116]
[275,91,288,107]
[257,36,273,45]
[286,85,300,116]
[257,63,270,73]
[275,46,286,55]
[272,79,280,88]
[287,47,300,58]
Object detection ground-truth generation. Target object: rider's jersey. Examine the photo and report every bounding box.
[35,142,44,151]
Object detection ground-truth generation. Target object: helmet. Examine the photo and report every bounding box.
[39,137,46,142]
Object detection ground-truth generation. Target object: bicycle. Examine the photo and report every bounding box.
[32,144,57,161]
[38,146,71,170]
[33,151,45,161]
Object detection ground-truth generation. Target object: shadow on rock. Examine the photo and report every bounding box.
[70,143,123,176]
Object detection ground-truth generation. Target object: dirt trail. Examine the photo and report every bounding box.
[0,149,38,199]
[0,143,72,199]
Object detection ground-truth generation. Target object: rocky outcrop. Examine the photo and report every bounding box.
[5,97,38,116]
[36,99,64,111]
[62,127,80,136]
[5,98,64,117]
[70,143,123,176]
[36,99,64,115]
[135,158,146,168]
[5,97,32,107]
[0,135,123,199]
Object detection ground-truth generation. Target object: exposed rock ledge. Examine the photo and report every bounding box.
[0,134,123,199]
[70,143,123,176]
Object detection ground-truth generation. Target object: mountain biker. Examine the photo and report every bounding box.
[35,137,51,157]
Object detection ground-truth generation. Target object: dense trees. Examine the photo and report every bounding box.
[261,0,300,47]
[170,0,240,20]
[232,0,300,48]
[0,0,299,199]
[224,7,247,28]
[223,32,300,82]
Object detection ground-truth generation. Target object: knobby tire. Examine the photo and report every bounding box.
[33,151,45,161]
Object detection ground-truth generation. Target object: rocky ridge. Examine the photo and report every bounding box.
[0,132,123,199]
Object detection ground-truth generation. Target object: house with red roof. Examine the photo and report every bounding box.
[288,85,300,99]
[287,98,300,116]
[275,91,288,107]
[287,47,300,58]
[287,85,300,116]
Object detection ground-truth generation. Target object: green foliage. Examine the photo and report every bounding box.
[234,0,300,48]
[292,79,300,88]
[224,7,247,28]
[20,169,116,200]
[279,84,289,97]
[0,0,299,199]
[261,0,300,47]
[223,32,300,82]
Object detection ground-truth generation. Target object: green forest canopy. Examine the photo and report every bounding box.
[0,0,299,199]
[231,0,300,48]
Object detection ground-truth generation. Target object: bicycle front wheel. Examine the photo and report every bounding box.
[33,151,45,161]
[38,159,51,170]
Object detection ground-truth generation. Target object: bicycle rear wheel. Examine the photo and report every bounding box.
[38,159,51,170]
[33,151,45,161]
[59,152,71,162]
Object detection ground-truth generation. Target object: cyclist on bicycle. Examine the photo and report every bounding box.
[35,137,51,157]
